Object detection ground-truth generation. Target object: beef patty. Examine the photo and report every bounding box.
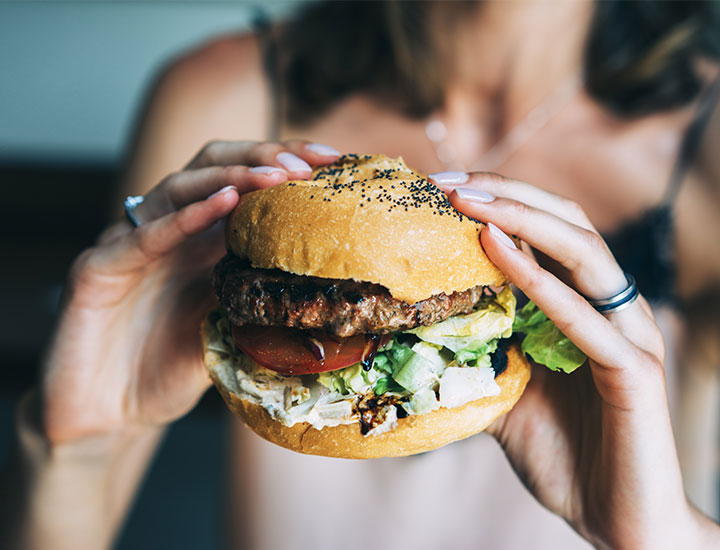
[213,254,488,337]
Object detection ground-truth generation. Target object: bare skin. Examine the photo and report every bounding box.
[4,1,720,548]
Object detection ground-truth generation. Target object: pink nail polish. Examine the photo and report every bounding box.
[208,185,236,199]
[305,143,340,156]
[488,223,517,249]
[277,152,311,172]
[428,171,469,185]
[455,188,495,203]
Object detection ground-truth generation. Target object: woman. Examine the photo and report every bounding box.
[3,142,719,549]
[4,0,720,548]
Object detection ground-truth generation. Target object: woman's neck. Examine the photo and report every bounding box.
[435,0,594,165]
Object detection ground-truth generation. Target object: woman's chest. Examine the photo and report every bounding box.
[281,96,719,298]
[283,97,684,234]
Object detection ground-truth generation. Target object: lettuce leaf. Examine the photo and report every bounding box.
[409,287,515,352]
[454,339,497,367]
[512,301,586,373]
[317,363,378,395]
[392,342,446,392]
[373,376,406,396]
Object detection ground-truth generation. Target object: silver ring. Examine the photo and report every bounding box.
[587,273,639,314]
[124,196,144,227]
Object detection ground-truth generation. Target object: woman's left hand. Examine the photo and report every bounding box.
[431,172,717,549]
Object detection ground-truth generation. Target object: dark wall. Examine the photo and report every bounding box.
[0,160,117,392]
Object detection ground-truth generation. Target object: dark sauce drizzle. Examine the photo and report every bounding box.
[360,334,382,371]
[490,338,511,377]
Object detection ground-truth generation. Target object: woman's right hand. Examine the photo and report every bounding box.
[439,172,720,548]
[41,140,340,445]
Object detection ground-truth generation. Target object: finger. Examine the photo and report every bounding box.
[479,223,640,370]
[290,140,342,164]
[448,189,626,301]
[92,186,239,275]
[136,165,287,224]
[484,223,670,413]
[241,141,340,177]
[449,188,662,355]
[431,171,595,231]
[186,140,340,178]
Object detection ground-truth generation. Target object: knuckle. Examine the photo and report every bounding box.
[506,198,531,219]
[134,225,160,260]
[66,248,98,294]
[283,139,308,151]
[253,142,283,159]
[564,198,584,216]
[220,164,237,179]
[579,228,606,253]
[200,141,222,164]
[161,171,183,200]
[636,348,665,383]
[647,324,666,361]
[69,248,94,278]
[164,170,182,184]
[519,260,546,295]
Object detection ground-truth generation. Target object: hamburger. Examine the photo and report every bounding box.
[202,154,534,459]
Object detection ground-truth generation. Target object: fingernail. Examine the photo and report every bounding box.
[455,187,495,203]
[250,165,286,175]
[305,143,340,156]
[428,171,469,185]
[277,152,312,172]
[208,185,236,199]
[487,223,517,249]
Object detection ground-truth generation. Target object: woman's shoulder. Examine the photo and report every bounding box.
[162,33,264,90]
[155,33,269,134]
[124,33,270,194]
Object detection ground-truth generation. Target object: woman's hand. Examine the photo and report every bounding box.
[432,172,718,549]
[42,141,340,444]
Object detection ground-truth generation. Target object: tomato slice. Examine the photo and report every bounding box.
[232,325,378,375]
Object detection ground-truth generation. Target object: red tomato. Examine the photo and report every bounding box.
[232,325,372,375]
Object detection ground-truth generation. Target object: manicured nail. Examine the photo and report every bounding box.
[428,171,469,185]
[208,185,236,199]
[277,152,311,172]
[455,187,495,203]
[487,223,517,249]
[250,165,285,175]
[305,143,340,156]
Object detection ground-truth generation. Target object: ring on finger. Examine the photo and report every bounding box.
[586,273,639,314]
[124,195,145,228]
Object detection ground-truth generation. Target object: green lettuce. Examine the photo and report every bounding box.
[392,342,446,392]
[373,376,406,396]
[454,339,497,367]
[317,363,378,395]
[409,287,515,352]
[512,301,586,373]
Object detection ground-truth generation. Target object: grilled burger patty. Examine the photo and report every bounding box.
[213,254,487,337]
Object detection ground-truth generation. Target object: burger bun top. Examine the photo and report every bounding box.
[226,154,507,304]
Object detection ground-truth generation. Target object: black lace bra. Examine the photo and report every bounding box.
[604,75,720,305]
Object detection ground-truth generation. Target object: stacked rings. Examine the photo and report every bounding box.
[587,273,639,314]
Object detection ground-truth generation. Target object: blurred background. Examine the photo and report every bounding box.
[0,2,301,548]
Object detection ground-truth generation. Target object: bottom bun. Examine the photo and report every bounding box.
[202,317,531,459]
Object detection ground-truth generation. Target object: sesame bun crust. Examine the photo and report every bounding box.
[226,154,508,304]
[202,317,531,459]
